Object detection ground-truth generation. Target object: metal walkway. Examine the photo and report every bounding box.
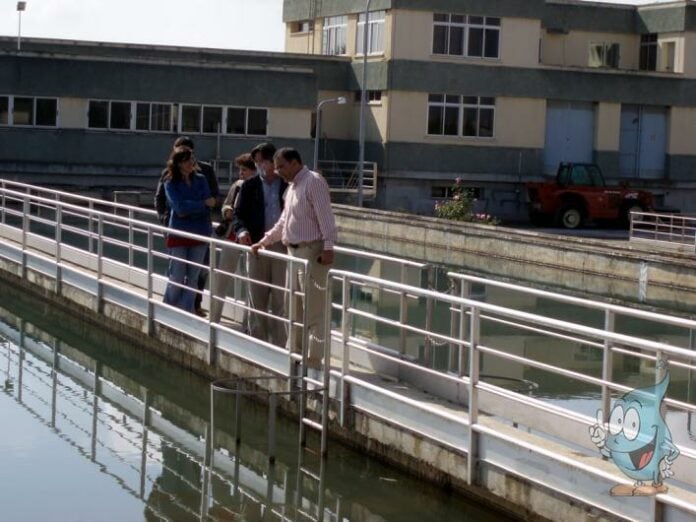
[1,179,695,521]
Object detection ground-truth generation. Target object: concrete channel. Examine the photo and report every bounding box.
[334,205,696,316]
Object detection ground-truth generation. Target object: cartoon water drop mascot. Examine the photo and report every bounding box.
[589,367,680,496]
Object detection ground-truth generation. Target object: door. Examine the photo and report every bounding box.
[544,101,595,174]
[619,105,666,179]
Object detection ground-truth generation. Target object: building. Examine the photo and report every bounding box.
[2,0,696,216]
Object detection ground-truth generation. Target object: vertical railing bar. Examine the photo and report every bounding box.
[88,201,95,254]
[399,265,408,358]
[340,274,350,427]
[287,258,296,378]
[55,204,62,295]
[208,243,217,366]
[96,214,104,313]
[21,196,29,279]
[128,208,134,267]
[466,306,480,486]
[268,393,277,464]
[424,265,435,366]
[602,310,615,428]
[459,280,471,377]
[146,228,154,336]
[320,271,332,458]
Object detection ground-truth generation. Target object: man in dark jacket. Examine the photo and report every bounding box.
[233,142,288,347]
[155,136,219,317]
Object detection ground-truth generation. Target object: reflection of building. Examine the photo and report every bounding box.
[3,2,696,213]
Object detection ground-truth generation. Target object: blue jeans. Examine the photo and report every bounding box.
[163,244,208,313]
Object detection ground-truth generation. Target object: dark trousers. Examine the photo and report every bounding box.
[194,246,210,310]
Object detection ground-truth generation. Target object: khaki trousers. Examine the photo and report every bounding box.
[287,240,329,365]
[248,242,287,347]
[209,243,245,325]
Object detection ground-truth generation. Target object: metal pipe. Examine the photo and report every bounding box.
[313,96,347,171]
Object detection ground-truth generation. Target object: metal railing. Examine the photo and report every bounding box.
[317,160,377,196]
[1,180,696,520]
[630,210,696,252]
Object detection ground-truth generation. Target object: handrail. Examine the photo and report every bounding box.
[630,210,696,253]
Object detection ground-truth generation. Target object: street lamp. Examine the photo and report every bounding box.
[313,96,347,171]
[16,2,27,52]
[357,0,372,207]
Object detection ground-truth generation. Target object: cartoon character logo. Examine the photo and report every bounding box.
[589,365,680,496]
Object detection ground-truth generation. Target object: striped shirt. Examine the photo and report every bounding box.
[260,166,337,250]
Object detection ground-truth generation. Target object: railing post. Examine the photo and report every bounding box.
[207,243,217,366]
[459,280,471,377]
[340,274,351,427]
[146,228,155,336]
[21,196,29,279]
[467,306,481,486]
[423,265,435,366]
[399,265,408,358]
[128,208,134,267]
[55,205,62,295]
[287,259,297,376]
[602,310,615,426]
[95,215,104,314]
[88,201,95,254]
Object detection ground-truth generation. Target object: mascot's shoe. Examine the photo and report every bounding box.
[611,483,668,496]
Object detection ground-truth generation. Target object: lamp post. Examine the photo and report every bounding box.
[357,0,372,207]
[16,2,27,51]
[313,96,347,172]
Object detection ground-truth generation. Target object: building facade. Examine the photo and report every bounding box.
[2,0,696,216]
[284,0,696,216]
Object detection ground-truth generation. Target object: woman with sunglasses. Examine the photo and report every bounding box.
[162,146,217,313]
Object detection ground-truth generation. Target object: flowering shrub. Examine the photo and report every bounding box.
[434,177,499,225]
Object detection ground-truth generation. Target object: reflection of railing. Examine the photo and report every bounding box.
[630,211,696,252]
[0,325,335,521]
[317,160,377,197]
[2,180,696,520]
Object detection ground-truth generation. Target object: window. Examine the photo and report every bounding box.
[662,41,676,71]
[427,94,495,138]
[292,20,314,33]
[226,107,246,135]
[13,97,33,125]
[88,100,109,128]
[0,96,8,125]
[588,43,620,68]
[247,108,268,135]
[354,90,382,103]
[322,15,347,55]
[110,101,131,129]
[357,10,385,55]
[640,34,657,71]
[225,107,267,136]
[433,13,500,58]
[432,185,482,199]
[2,96,57,127]
[181,105,201,133]
[202,106,223,134]
[151,103,173,132]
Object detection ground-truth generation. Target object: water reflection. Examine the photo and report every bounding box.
[0,283,507,522]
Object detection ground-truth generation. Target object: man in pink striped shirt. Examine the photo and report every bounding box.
[251,147,337,369]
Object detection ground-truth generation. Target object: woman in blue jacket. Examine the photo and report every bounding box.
[162,146,216,312]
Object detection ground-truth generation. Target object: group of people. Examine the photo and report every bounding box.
[155,137,337,368]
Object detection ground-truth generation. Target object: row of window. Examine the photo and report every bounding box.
[321,11,386,56]
[427,94,495,138]
[432,13,501,59]
[585,34,672,71]
[87,101,268,135]
[0,96,58,127]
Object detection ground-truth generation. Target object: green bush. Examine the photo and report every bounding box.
[434,177,499,225]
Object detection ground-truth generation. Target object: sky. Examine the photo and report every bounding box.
[0,0,676,53]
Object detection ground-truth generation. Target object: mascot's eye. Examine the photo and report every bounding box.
[623,408,640,441]
[609,405,624,435]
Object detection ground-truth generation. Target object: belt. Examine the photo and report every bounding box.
[287,240,320,249]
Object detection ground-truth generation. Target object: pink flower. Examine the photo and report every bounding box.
[455,177,462,185]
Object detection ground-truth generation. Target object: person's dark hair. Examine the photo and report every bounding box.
[174,136,195,150]
[274,147,302,165]
[251,142,276,162]
[165,146,194,182]
[235,153,256,171]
